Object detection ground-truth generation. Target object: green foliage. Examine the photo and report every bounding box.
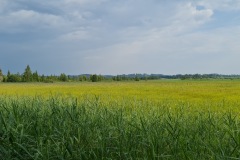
[90,74,98,82]
[5,65,240,84]
[90,74,103,82]
[79,75,88,81]
[3,76,7,82]
[6,71,21,82]
[59,73,68,82]
[113,75,123,81]
[7,70,10,79]
[97,75,104,81]
[1,96,240,159]
[44,75,56,83]
[0,68,3,82]
[7,74,20,82]
[135,75,140,81]
[22,65,32,82]
[32,71,39,82]
[40,74,45,82]
[83,75,87,81]
[2,66,76,83]
[112,74,141,81]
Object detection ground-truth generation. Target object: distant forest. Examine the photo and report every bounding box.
[0,65,240,83]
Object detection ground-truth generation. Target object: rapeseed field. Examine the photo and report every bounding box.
[1,80,240,102]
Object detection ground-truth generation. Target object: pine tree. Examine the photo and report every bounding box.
[32,71,39,82]
[23,65,32,82]
[40,74,45,82]
[0,68,3,82]
[7,70,11,81]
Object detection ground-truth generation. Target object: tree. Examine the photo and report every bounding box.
[79,76,85,81]
[97,75,104,81]
[6,71,20,82]
[32,71,39,82]
[144,75,148,81]
[91,74,98,82]
[116,75,122,81]
[3,76,7,82]
[15,72,22,82]
[82,75,87,81]
[59,73,68,82]
[7,74,20,82]
[7,70,11,81]
[22,65,32,82]
[40,74,45,82]
[134,75,140,81]
[0,68,3,82]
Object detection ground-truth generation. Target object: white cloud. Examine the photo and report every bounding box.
[172,3,213,31]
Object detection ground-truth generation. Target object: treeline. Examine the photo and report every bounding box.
[1,65,240,83]
[111,73,240,81]
[174,74,240,80]
[0,65,104,83]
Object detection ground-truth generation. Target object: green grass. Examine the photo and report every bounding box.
[1,96,240,159]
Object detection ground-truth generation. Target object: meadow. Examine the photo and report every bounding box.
[1,80,240,159]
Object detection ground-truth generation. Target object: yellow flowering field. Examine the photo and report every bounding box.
[1,79,240,112]
[1,80,240,159]
[1,79,240,102]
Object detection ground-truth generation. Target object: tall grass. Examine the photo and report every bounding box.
[0,96,240,159]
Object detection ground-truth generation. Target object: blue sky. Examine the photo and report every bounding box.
[0,0,240,75]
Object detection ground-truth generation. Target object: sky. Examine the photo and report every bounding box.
[0,0,240,75]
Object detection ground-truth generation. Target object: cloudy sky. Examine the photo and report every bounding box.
[0,0,240,75]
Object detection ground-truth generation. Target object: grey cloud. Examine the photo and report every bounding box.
[1,0,240,75]
[196,0,240,11]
